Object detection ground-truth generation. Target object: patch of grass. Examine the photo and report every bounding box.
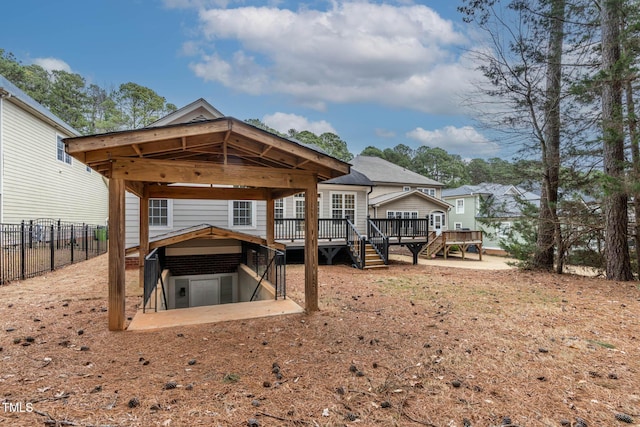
[587,339,615,349]
[223,373,240,383]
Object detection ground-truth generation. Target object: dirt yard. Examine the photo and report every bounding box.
[1,253,639,427]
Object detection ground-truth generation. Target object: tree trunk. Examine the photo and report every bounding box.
[534,0,565,273]
[625,77,640,277]
[601,0,633,281]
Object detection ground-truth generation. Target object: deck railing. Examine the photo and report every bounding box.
[368,218,429,241]
[275,217,430,242]
[345,219,366,269]
[367,219,389,264]
[243,243,287,300]
[143,248,167,313]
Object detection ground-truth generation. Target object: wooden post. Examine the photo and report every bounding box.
[266,196,276,285]
[139,185,149,289]
[108,177,126,331]
[304,183,319,312]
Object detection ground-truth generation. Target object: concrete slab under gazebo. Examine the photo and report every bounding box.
[64,117,350,331]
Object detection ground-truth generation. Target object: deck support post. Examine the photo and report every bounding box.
[139,185,149,289]
[108,177,126,331]
[266,196,276,285]
[304,182,319,312]
[405,243,425,265]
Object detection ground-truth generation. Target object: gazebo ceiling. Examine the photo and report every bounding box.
[64,116,350,184]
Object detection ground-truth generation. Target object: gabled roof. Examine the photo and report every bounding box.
[442,183,538,201]
[324,167,374,186]
[0,74,79,136]
[65,116,350,184]
[149,98,224,127]
[370,189,451,210]
[350,155,443,187]
[125,224,286,254]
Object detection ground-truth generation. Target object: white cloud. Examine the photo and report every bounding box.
[407,125,500,156]
[263,112,336,135]
[186,2,478,114]
[375,128,396,138]
[32,57,72,73]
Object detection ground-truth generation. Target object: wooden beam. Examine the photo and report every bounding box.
[269,188,303,200]
[66,119,231,154]
[148,186,270,200]
[139,185,149,290]
[304,181,319,312]
[110,158,317,189]
[108,177,126,331]
[232,119,350,175]
[125,180,144,198]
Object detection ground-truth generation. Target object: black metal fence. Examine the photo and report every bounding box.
[0,219,108,284]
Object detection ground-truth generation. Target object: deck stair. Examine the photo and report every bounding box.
[363,243,387,269]
[420,232,444,258]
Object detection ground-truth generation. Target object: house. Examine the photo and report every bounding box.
[350,155,451,234]
[0,75,108,225]
[442,183,540,255]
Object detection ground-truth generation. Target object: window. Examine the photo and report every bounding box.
[418,187,436,197]
[331,192,356,220]
[231,201,255,227]
[387,211,418,219]
[403,186,411,192]
[56,135,71,165]
[454,222,463,230]
[293,193,321,218]
[498,222,512,238]
[149,199,171,227]
[274,199,284,219]
[86,165,92,173]
[456,199,465,214]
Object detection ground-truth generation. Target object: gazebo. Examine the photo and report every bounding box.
[64,117,350,330]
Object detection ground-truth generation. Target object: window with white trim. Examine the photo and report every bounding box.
[231,201,255,227]
[454,222,463,230]
[57,135,72,165]
[294,193,321,218]
[498,221,512,238]
[274,199,284,219]
[331,192,356,220]
[403,186,411,192]
[386,210,418,219]
[149,199,171,227]
[418,187,436,197]
[456,199,465,214]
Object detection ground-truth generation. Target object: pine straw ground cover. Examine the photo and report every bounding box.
[0,254,639,427]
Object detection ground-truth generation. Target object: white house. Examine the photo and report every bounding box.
[0,75,108,225]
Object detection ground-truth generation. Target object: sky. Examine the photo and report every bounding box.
[0,0,509,160]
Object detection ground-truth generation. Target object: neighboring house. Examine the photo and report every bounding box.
[350,155,450,233]
[442,183,540,254]
[0,75,108,225]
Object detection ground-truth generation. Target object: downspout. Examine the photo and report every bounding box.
[0,89,7,223]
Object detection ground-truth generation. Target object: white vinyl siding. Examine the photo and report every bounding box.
[1,101,108,224]
[125,194,268,248]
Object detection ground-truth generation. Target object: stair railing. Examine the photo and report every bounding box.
[367,219,389,265]
[345,218,366,269]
